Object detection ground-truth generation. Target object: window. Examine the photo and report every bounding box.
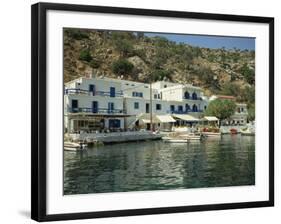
[89,84,95,96]
[92,101,98,113]
[192,92,197,100]
[71,99,78,112]
[109,119,121,128]
[185,104,190,112]
[156,104,161,110]
[134,102,139,109]
[133,92,143,97]
[154,94,157,99]
[178,105,183,112]
[170,105,175,112]
[110,87,115,97]
[192,104,198,112]
[108,102,114,113]
[146,103,149,113]
[184,91,190,99]
[164,85,167,88]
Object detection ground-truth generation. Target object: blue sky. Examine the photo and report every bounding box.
[145,32,255,50]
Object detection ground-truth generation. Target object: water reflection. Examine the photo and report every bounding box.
[64,135,255,195]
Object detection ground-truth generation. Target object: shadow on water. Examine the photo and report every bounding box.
[64,135,255,195]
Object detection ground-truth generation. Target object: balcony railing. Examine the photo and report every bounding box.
[183,97,203,101]
[65,88,123,97]
[167,109,203,114]
[68,107,126,114]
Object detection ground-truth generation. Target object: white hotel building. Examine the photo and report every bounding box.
[64,76,208,133]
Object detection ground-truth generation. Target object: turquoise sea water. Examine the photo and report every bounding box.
[64,135,255,195]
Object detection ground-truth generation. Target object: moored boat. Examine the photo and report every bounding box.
[162,133,202,143]
[201,132,221,137]
[230,128,238,135]
[240,127,255,136]
[201,127,221,137]
[64,142,87,151]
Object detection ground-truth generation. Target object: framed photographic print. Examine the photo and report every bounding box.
[31,2,274,222]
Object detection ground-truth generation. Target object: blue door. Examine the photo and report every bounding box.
[89,84,95,95]
[192,92,197,100]
[178,105,183,113]
[192,104,198,112]
[108,102,114,113]
[109,119,121,128]
[71,99,78,112]
[92,101,98,113]
[110,87,115,97]
[185,104,190,112]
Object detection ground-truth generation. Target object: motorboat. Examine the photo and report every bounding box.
[64,142,87,151]
[241,127,255,136]
[201,127,221,137]
[230,128,238,135]
[162,133,202,143]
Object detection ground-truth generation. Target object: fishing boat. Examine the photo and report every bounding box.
[64,142,87,151]
[162,133,202,143]
[230,128,238,135]
[201,127,221,137]
[241,127,255,136]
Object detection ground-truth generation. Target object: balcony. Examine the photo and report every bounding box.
[65,88,123,97]
[183,96,203,101]
[167,109,203,114]
[68,107,126,114]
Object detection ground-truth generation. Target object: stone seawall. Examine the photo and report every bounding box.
[68,131,162,143]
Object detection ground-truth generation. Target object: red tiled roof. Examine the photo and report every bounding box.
[216,95,236,100]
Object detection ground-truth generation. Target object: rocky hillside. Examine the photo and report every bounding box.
[63,28,255,108]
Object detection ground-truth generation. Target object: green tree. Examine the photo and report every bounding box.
[205,99,236,124]
[150,69,172,81]
[115,39,134,57]
[111,59,134,75]
[247,104,255,121]
[221,82,240,96]
[240,86,255,105]
[239,63,255,85]
[65,29,89,40]
[89,59,100,68]
[79,49,92,62]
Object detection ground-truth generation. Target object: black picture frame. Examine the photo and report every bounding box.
[31,2,274,222]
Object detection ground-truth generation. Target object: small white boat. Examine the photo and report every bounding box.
[179,133,202,141]
[64,142,87,151]
[201,132,221,137]
[163,138,190,143]
[241,128,255,136]
[162,133,202,143]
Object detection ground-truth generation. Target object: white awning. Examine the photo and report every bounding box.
[140,116,159,124]
[172,114,199,122]
[156,115,176,123]
[141,119,152,124]
[203,116,219,121]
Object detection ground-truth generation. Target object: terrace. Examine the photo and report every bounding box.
[68,107,126,114]
[167,109,203,114]
[64,88,123,97]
